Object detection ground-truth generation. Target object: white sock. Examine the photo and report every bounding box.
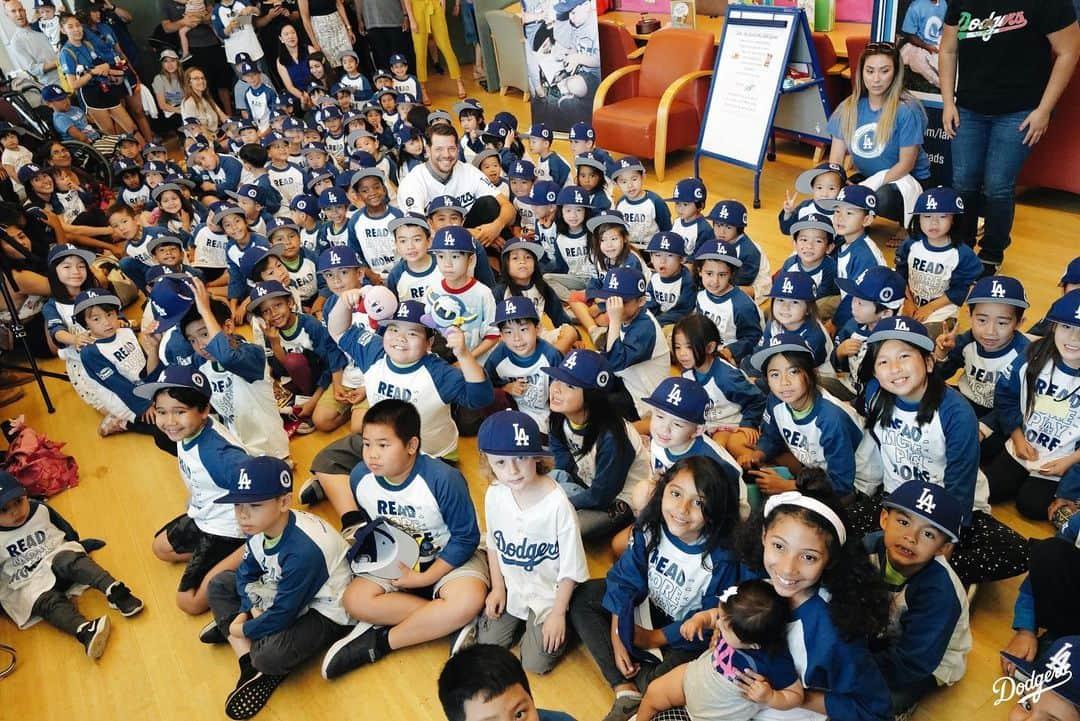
[615,690,642,700]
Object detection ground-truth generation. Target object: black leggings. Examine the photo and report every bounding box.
[985,451,1057,521]
[1028,536,1080,638]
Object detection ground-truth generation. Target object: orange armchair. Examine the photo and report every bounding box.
[591,28,716,181]
[597,19,642,105]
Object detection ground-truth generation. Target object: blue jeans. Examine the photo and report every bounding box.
[950,107,1034,264]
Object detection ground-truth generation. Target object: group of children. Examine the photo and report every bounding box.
[3,92,1080,721]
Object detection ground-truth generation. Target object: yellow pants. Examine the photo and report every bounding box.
[411,0,461,82]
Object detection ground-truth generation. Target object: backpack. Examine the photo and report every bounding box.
[1,415,79,498]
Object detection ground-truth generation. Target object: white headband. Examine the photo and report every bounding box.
[763,491,847,546]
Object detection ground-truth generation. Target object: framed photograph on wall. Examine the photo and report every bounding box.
[872,0,944,105]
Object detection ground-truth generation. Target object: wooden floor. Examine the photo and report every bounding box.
[2,73,1078,721]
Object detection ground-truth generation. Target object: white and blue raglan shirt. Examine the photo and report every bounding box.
[386,258,443,303]
[758,391,883,497]
[551,417,651,510]
[863,381,989,521]
[831,318,874,394]
[119,184,151,210]
[281,248,322,306]
[646,267,695,326]
[226,233,270,300]
[671,216,714,258]
[778,198,834,235]
[683,357,767,433]
[0,501,86,628]
[607,309,671,419]
[350,206,403,279]
[235,510,353,640]
[391,74,421,99]
[349,453,481,568]
[514,196,536,233]
[938,330,1029,418]
[694,287,764,362]
[191,222,229,270]
[266,162,306,207]
[125,224,171,269]
[483,339,563,434]
[198,332,291,459]
[864,531,971,689]
[651,434,749,519]
[834,234,887,329]
[550,228,592,280]
[533,217,558,272]
[188,154,243,195]
[895,238,983,323]
[535,151,571,187]
[252,312,348,392]
[297,221,320,255]
[424,279,499,359]
[340,72,374,100]
[80,328,153,417]
[996,356,1080,497]
[318,219,356,255]
[780,254,840,299]
[731,234,772,301]
[325,131,347,161]
[602,526,750,652]
[615,190,673,251]
[485,482,589,622]
[244,84,279,131]
[176,419,250,539]
[784,589,893,721]
[337,327,494,458]
[492,283,574,328]
[584,250,648,295]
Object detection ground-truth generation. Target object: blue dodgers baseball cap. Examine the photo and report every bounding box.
[387,213,430,234]
[148,276,195,332]
[706,199,748,226]
[145,265,190,286]
[426,109,453,125]
[266,217,299,240]
[646,231,686,257]
[568,121,595,141]
[666,178,707,204]
[318,187,348,209]
[493,111,518,130]
[261,131,289,148]
[350,167,387,188]
[794,161,847,194]
[238,62,258,76]
[524,122,552,141]
[589,266,647,300]
[73,288,121,316]
[556,185,590,207]
[41,84,68,102]
[317,246,362,272]
[819,184,877,213]
[348,150,377,169]
[866,316,934,352]
[1061,257,1080,286]
[306,171,334,191]
[1046,289,1080,327]
[471,148,501,169]
[610,155,645,180]
[146,234,185,254]
[0,470,27,507]
[430,225,473,252]
[453,98,483,115]
[133,364,211,401]
[477,410,546,456]
[966,275,1029,309]
[913,187,964,215]
[641,376,708,425]
[507,159,536,180]
[216,455,293,504]
[770,271,816,301]
[143,160,169,176]
[239,243,284,282]
[881,481,963,542]
[750,332,815,373]
[517,180,560,206]
[500,238,544,260]
[426,195,467,217]
[493,295,540,324]
[1001,635,1080,708]
[542,349,612,390]
[383,299,427,328]
[395,125,421,146]
[834,266,906,310]
[789,213,837,239]
[481,120,510,144]
[290,194,319,218]
[247,280,293,311]
[226,183,263,205]
[301,142,329,157]
[585,210,628,233]
[17,163,48,185]
[574,151,607,174]
[47,243,95,267]
[388,53,407,66]
[692,239,743,267]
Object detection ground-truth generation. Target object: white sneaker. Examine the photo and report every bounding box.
[449,615,480,657]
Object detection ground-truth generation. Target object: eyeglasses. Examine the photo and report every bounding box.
[865,41,898,55]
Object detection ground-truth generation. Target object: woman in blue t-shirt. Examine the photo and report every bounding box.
[827,42,931,247]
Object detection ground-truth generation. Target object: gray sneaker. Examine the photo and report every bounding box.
[449,615,480,656]
[602,695,642,721]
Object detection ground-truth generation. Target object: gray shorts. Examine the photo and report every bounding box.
[361,548,490,596]
[310,433,363,476]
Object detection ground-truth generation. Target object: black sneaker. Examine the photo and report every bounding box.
[106,582,144,617]
[321,623,383,679]
[76,616,111,659]
[199,620,227,644]
[298,477,325,506]
[224,669,287,720]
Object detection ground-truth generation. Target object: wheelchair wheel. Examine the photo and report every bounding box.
[63,140,113,187]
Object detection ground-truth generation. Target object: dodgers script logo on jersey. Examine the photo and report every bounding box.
[491,531,560,572]
[956,10,1028,41]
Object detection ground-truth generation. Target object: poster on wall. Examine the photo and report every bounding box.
[521,0,602,130]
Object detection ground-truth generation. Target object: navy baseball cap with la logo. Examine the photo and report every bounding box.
[641,376,708,425]
[556,185,589,207]
[966,275,1029,309]
[1046,289,1080,327]
[519,180,560,206]
[382,299,426,327]
[666,178,707,204]
[216,456,294,504]
[430,225,473,252]
[494,295,540,324]
[770,271,816,301]
[318,188,348,209]
[426,195,467,217]
[819,184,877,212]
[317,246,362,272]
[794,161,847,194]
[882,481,963,542]
[914,187,964,215]
[834,266,905,309]
[692,240,743,267]
[134,364,211,401]
[569,121,595,141]
[478,410,546,456]
[750,332,815,373]
[500,238,544,260]
[542,349,611,390]
[706,200,748,226]
[589,266,647,300]
[149,276,196,332]
[574,151,608,174]
[73,288,121,316]
[248,280,293,310]
[866,316,934,352]
[611,156,645,179]
[646,231,687,257]
[1001,636,1080,708]
[508,159,536,180]
[290,194,319,217]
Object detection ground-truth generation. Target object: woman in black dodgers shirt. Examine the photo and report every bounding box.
[939,1,1079,276]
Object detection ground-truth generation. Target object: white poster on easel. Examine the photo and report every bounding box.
[698,8,797,167]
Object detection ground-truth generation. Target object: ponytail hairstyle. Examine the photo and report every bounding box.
[735,467,889,641]
[673,313,722,368]
[1022,332,1066,419]
[857,338,944,428]
[637,456,740,567]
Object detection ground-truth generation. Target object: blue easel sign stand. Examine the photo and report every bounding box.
[693,6,831,208]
